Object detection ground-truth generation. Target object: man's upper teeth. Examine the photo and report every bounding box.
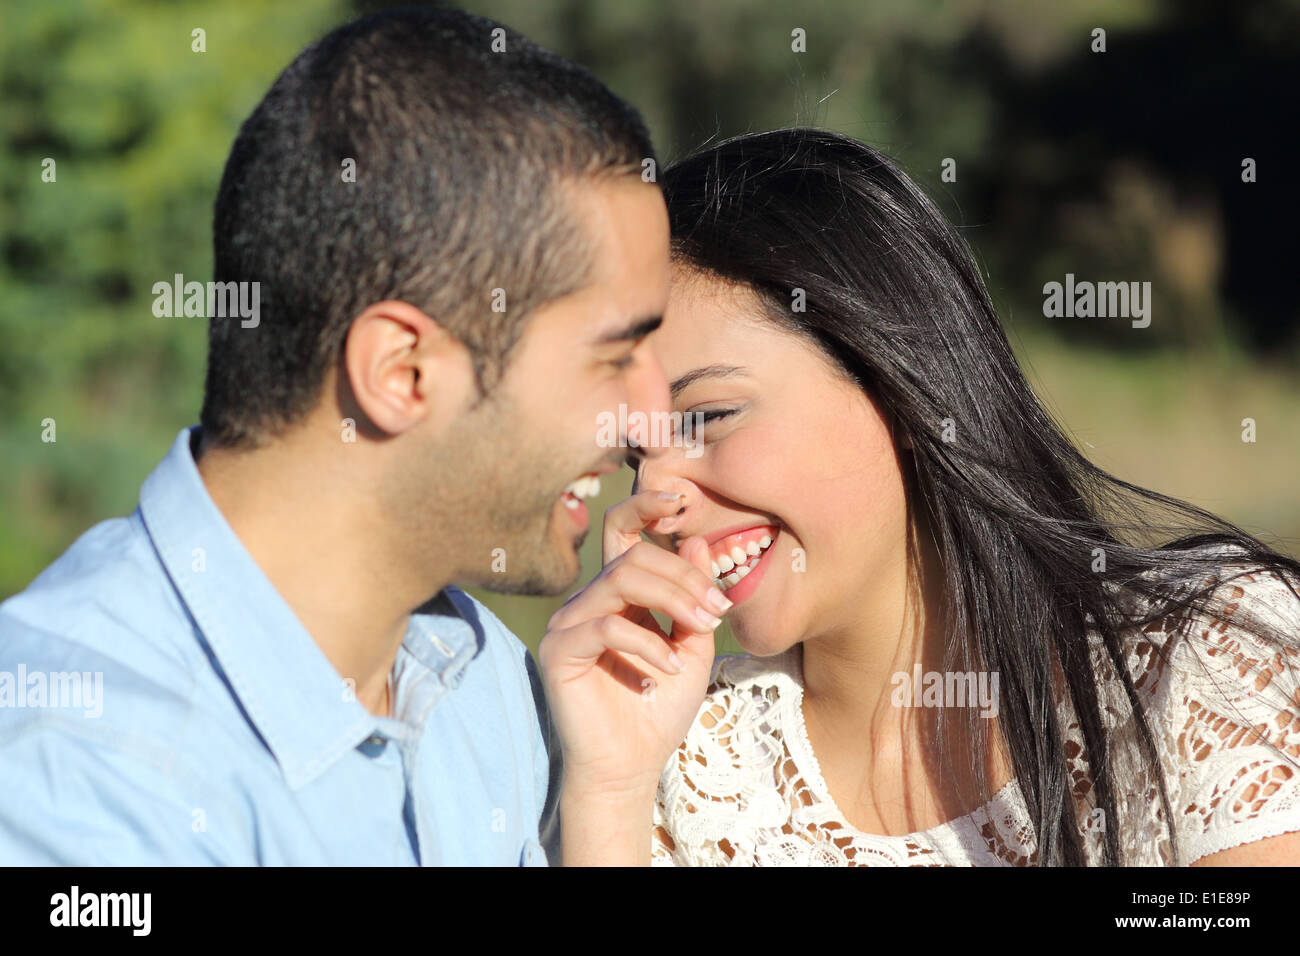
[564,474,601,499]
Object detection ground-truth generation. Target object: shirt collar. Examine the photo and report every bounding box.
[139,426,480,789]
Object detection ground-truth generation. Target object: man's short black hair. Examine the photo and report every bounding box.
[203,6,656,447]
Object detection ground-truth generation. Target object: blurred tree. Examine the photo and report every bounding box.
[1,0,1296,601]
[0,0,346,593]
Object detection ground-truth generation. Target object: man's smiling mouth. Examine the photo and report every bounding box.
[561,473,602,510]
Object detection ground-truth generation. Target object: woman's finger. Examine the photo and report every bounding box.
[675,534,717,601]
[543,613,686,678]
[602,489,688,565]
[551,551,726,637]
[619,538,725,613]
[563,538,729,627]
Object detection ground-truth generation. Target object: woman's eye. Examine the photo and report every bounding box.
[609,353,635,370]
[682,407,737,441]
[623,409,739,465]
[696,409,736,425]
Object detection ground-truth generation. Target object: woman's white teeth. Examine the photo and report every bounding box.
[711,532,776,591]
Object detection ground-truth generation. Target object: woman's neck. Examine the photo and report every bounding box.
[800,493,947,737]
[798,496,1014,822]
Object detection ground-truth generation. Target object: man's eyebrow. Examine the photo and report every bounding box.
[592,315,663,345]
[670,364,747,399]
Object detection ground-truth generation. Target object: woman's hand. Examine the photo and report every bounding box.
[539,489,730,803]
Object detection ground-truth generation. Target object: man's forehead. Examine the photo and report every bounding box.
[569,176,667,268]
[578,184,668,333]
[591,312,663,345]
[502,176,664,353]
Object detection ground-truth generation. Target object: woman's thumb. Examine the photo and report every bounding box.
[677,534,714,583]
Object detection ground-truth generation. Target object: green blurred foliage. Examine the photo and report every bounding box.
[2,0,1297,655]
[0,0,347,588]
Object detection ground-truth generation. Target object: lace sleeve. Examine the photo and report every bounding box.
[1159,567,1300,864]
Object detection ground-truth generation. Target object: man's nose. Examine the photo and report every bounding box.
[623,347,673,465]
[630,348,672,424]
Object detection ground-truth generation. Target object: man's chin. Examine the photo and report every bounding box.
[474,531,585,598]
[475,562,580,598]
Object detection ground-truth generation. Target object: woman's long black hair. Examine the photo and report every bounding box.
[661,127,1300,865]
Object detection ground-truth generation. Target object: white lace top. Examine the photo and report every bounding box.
[651,560,1300,865]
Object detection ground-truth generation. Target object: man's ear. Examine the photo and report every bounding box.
[342,300,476,437]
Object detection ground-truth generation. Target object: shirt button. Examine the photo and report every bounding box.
[520,838,547,867]
[365,734,385,747]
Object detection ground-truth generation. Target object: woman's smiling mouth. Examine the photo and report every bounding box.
[704,523,781,603]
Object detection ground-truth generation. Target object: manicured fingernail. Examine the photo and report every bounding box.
[668,651,684,673]
[694,607,723,630]
[658,492,683,501]
[705,587,732,613]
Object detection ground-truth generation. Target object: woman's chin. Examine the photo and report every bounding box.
[727,624,798,659]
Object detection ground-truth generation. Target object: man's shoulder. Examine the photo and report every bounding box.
[0,523,274,863]
[5,510,178,622]
[0,512,228,769]
[0,511,202,687]
[0,602,243,863]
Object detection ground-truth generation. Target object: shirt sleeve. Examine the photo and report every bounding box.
[1160,567,1300,864]
[0,722,242,865]
[524,649,563,867]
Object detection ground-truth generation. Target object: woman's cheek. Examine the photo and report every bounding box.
[712,426,794,505]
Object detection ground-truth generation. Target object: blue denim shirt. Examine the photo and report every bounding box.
[0,426,561,865]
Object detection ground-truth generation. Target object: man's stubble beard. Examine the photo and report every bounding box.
[391,393,586,600]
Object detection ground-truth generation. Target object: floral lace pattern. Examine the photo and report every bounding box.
[651,560,1300,866]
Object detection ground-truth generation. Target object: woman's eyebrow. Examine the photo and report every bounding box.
[592,315,662,345]
[670,364,748,398]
